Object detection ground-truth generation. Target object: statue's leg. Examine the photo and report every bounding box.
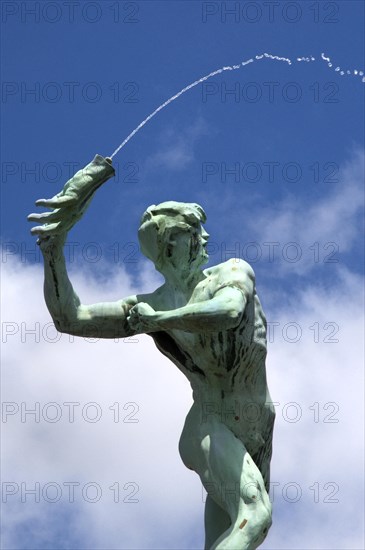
[204,495,231,549]
[203,424,272,550]
[179,405,272,549]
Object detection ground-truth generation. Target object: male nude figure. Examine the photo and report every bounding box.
[28,155,275,550]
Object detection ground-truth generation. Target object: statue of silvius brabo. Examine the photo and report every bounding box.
[28,154,275,550]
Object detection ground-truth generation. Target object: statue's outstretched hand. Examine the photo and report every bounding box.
[127,303,159,333]
[28,154,115,242]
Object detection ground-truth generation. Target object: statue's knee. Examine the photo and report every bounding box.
[238,485,272,537]
[261,504,272,531]
[251,501,272,546]
[255,487,272,528]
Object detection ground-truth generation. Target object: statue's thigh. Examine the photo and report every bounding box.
[199,422,268,520]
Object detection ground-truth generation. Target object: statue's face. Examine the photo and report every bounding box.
[167,222,210,270]
[137,202,209,273]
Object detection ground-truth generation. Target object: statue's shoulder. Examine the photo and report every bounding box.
[204,259,255,297]
[205,258,255,281]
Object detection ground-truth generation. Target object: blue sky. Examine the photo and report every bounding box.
[1,1,364,549]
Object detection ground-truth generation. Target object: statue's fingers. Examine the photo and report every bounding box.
[127,314,138,329]
[30,222,61,236]
[27,210,62,223]
[35,195,76,208]
[36,236,52,246]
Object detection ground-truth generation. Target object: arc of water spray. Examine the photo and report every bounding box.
[109,52,364,159]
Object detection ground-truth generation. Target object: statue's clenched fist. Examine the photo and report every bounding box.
[127,302,159,333]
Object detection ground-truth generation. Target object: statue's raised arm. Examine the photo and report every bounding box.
[28,155,140,339]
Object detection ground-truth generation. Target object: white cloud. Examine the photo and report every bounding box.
[1,256,202,549]
[196,148,364,279]
[260,264,364,549]
[246,148,364,276]
[1,246,364,548]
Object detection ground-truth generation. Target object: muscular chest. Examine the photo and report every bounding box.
[164,279,216,353]
[155,275,214,310]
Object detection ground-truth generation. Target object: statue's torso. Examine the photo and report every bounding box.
[144,260,275,472]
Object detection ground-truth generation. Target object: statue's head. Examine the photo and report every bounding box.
[138,201,209,273]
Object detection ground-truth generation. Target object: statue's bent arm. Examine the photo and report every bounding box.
[151,260,255,333]
[153,286,247,332]
[127,260,255,334]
